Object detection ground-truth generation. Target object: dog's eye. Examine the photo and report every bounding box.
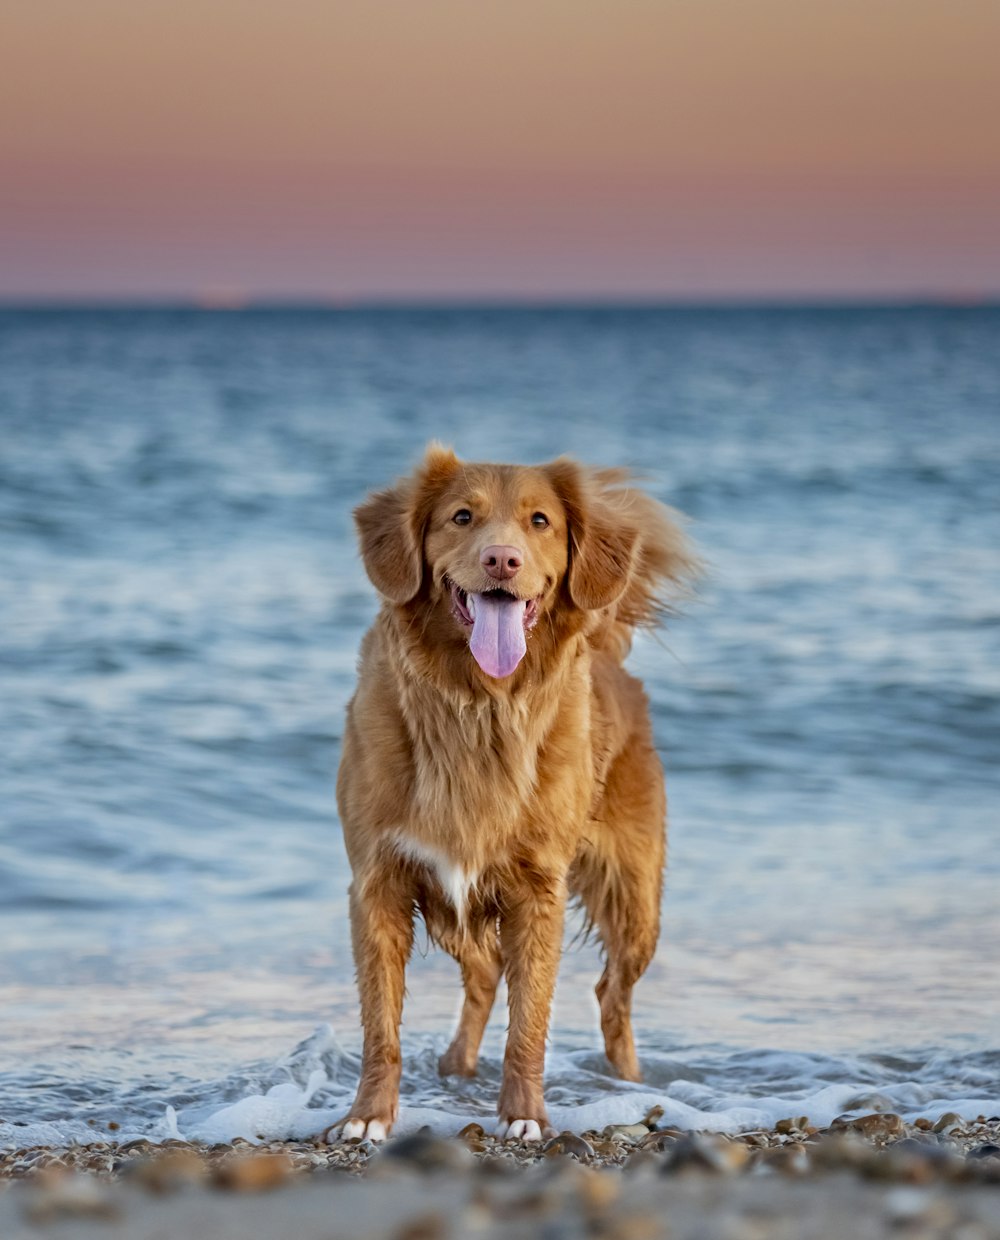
[452,508,473,526]
[531,512,549,529]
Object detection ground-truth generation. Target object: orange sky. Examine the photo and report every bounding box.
[2,0,999,299]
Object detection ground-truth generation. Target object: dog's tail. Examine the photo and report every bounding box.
[582,467,701,662]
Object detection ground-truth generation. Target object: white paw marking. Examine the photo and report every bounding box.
[496,1118,543,1142]
[341,1118,388,1142]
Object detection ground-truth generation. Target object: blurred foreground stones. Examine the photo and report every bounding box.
[2,1112,999,1239]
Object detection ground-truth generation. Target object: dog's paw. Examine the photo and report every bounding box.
[495,1117,547,1142]
[438,1046,478,1078]
[326,1117,391,1143]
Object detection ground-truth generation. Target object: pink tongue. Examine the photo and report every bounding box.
[469,593,527,678]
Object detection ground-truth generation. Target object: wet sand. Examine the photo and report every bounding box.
[2,1111,998,1239]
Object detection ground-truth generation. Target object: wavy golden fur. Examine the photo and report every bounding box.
[335,444,697,1141]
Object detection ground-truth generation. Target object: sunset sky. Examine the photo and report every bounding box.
[2,0,999,301]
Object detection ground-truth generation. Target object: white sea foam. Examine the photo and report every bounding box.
[2,1025,996,1151]
[165,1025,1000,1144]
[178,1069,329,1144]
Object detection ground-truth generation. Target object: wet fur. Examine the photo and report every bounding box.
[337,444,697,1137]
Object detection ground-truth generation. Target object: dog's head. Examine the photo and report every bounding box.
[354,444,693,680]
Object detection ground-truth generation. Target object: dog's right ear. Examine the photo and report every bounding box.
[354,444,459,604]
[354,482,422,604]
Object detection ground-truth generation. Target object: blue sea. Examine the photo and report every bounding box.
[1,304,998,1146]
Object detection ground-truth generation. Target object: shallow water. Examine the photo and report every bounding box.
[1,304,998,1143]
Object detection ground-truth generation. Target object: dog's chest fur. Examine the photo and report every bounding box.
[386,638,593,909]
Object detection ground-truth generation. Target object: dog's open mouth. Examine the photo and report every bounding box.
[448,580,540,679]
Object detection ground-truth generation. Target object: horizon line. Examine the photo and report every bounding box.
[1,292,998,312]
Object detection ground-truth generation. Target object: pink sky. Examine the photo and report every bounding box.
[2,0,999,300]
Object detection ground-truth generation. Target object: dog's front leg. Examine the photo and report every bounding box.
[340,869,414,1142]
[495,873,565,1141]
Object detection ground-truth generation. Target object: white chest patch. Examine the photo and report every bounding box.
[390,831,478,918]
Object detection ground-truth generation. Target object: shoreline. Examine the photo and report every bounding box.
[2,1114,997,1239]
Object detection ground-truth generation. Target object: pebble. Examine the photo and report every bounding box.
[393,1212,447,1240]
[23,1172,120,1223]
[774,1115,809,1135]
[638,1130,683,1152]
[603,1213,660,1240]
[662,1134,750,1175]
[117,1138,153,1153]
[542,1132,595,1160]
[4,1158,997,1240]
[602,1123,651,1144]
[124,1148,208,1193]
[845,1112,905,1140]
[458,1123,487,1153]
[884,1138,961,1184]
[883,1186,934,1223]
[590,1138,625,1158]
[2,1111,1000,1201]
[622,1149,663,1175]
[890,1136,950,1158]
[811,1130,878,1171]
[643,1105,665,1130]
[212,1151,295,1192]
[843,1092,895,1113]
[577,1168,621,1213]
[378,1132,474,1172]
[758,1143,810,1175]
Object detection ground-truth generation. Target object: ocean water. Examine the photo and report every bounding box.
[1,304,998,1146]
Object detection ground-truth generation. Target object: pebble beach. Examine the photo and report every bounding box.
[3,1111,999,1239]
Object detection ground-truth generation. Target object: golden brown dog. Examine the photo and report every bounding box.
[336,445,696,1141]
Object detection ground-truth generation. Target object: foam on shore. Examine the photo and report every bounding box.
[2,1025,996,1151]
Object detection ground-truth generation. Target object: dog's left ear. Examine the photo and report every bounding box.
[354,444,459,604]
[544,458,639,611]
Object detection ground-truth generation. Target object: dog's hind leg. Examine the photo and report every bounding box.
[572,737,666,1083]
[437,931,503,1078]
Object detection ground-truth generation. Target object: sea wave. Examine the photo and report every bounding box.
[2,1026,997,1151]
